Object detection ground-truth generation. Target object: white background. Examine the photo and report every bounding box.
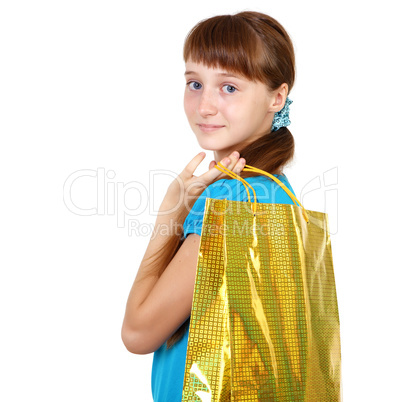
[1,0,399,401]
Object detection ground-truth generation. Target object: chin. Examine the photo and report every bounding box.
[195,139,227,152]
[194,134,229,150]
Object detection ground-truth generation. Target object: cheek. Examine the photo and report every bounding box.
[225,103,248,126]
[183,94,195,117]
[237,100,265,123]
[225,103,262,136]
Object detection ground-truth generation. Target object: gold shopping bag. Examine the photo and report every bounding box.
[181,164,342,401]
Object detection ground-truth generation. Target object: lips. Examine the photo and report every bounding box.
[198,124,224,128]
[197,123,225,132]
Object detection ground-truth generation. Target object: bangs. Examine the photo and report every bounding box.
[183,15,266,82]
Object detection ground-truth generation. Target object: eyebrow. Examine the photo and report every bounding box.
[184,71,242,79]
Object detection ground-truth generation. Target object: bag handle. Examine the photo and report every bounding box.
[215,162,309,223]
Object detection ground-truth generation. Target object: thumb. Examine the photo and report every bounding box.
[181,152,206,178]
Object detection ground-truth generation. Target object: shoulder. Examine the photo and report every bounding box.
[182,174,297,239]
[182,178,234,238]
[184,178,233,218]
[205,174,297,205]
[242,174,298,205]
[191,174,297,207]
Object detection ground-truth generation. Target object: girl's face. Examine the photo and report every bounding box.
[184,60,284,162]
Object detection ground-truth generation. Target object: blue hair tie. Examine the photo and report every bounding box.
[271,97,293,132]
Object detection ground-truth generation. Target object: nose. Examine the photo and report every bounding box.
[197,89,218,117]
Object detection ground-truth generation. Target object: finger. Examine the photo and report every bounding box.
[198,156,231,184]
[232,157,246,174]
[226,151,240,171]
[209,160,216,170]
[181,152,206,178]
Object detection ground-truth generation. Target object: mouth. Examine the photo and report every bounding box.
[197,124,225,133]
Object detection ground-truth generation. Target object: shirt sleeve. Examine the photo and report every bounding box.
[182,179,229,239]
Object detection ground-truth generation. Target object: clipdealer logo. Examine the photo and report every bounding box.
[62,166,338,236]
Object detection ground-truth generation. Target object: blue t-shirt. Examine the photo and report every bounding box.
[151,174,297,402]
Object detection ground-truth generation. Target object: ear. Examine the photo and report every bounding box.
[270,83,289,113]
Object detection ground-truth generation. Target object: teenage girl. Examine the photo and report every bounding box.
[122,11,298,401]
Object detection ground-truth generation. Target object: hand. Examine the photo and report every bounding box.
[164,151,246,213]
[207,151,246,176]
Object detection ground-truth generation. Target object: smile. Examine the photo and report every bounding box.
[198,124,225,133]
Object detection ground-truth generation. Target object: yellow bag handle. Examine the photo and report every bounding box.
[215,162,309,223]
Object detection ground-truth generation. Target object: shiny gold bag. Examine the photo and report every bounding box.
[181,164,342,401]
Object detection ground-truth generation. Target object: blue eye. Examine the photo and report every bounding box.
[187,81,202,90]
[222,85,237,94]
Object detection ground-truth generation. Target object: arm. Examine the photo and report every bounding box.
[121,151,245,354]
[122,231,201,355]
